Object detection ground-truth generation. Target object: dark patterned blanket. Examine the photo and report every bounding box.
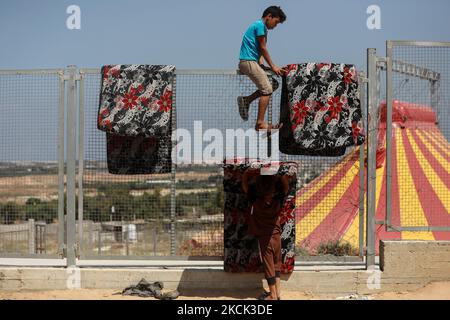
[97,65,175,174]
[280,63,364,153]
[106,132,172,174]
[98,64,175,137]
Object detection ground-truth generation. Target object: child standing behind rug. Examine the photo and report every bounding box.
[242,169,289,300]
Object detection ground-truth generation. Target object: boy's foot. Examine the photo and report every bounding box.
[258,291,278,300]
[237,96,250,121]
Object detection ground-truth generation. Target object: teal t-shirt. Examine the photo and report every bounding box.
[239,19,268,61]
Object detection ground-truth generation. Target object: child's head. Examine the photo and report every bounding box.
[262,6,286,29]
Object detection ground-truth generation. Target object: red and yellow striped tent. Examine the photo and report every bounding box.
[295,100,450,254]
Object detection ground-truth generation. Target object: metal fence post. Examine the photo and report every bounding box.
[98,230,102,255]
[28,219,35,254]
[267,77,274,158]
[88,220,93,254]
[153,227,157,256]
[78,70,85,256]
[358,72,367,258]
[170,74,177,256]
[430,79,440,113]
[385,42,393,230]
[125,224,130,256]
[366,49,378,268]
[66,65,77,267]
[57,70,66,258]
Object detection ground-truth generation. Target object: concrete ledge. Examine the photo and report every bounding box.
[1,240,450,296]
[0,266,367,295]
[0,266,444,295]
[380,240,450,276]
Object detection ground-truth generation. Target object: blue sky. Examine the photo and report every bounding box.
[0,0,449,70]
[0,0,450,162]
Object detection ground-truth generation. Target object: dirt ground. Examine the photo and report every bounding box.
[1,281,450,300]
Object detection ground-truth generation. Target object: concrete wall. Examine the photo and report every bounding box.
[1,240,450,296]
[376,240,450,293]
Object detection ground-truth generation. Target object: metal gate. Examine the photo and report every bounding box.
[0,69,65,258]
[384,41,450,233]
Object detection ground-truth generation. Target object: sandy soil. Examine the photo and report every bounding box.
[372,281,450,300]
[1,281,450,300]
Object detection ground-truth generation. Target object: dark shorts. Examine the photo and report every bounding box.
[258,233,282,285]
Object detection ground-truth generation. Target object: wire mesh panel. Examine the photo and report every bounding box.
[78,68,367,259]
[177,71,365,258]
[373,59,397,245]
[386,42,450,233]
[292,148,363,256]
[0,70,62,256]
[80,69,175,257]
[175,71,270,257]
[274,73,365,257]
[79,69,267,258]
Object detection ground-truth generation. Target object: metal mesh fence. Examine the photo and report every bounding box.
[79,70,269,257]
[387,43,450,232]
[274,74,365,256]
[374,57,393,242]
[0,70,62,256]
[2,48,449,260]
[0,67,367,259]
[173,72,258,257]
[79,70,177,257]
[78,68,365,258]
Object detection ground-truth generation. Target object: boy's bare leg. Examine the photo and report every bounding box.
[255,95,270,129]
[244,90,263,105]
[238,90,262,122]
[268,283,278,300]
[255,95,282,131]
[276,277,281,299]
[242,91,281,131]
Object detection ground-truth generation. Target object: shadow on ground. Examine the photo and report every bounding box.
[176,269,292,300]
